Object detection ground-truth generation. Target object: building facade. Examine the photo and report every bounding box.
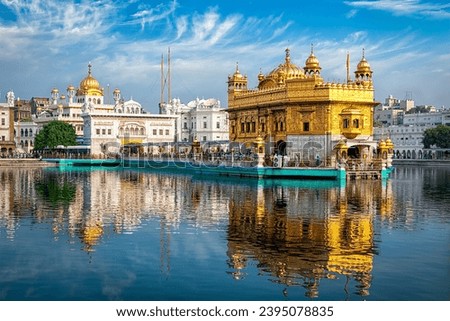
[14,121,38,153]
[0,90,16,156]
[227,48,381,167]
[160,97,229,143]
[374,109,450,159]
[29,63,177,157]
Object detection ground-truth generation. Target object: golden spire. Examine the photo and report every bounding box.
[285,48,291,63]
[258,68,264,81]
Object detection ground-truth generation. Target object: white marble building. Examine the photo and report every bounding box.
[160,97,229,143]
[374,108,450,159]
[33,63,176,157]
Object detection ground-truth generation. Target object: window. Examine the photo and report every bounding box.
[108,129,111,135]
[153,129,157,135]
[303,122,310,132]
[216,122,220,129]
[353,119,359,128]
[165,129,169,135]
[241,123,245,133]
[96,129,100,135]
[1,118,4,126]
[203,122,207,129]
[102,129,106,135]
[343,119,349,129]
[202,136,207,141]
[184,122,187,129]
[159,129,163,135]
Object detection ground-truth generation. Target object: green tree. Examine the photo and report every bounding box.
[34,120,77,150]
[423,125,450,148]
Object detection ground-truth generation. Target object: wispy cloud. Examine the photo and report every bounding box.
[131,0,178,30]
[0,0,447,109]
[344,0,450,19]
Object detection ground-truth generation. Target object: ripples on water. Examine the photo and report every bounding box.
[0,165,448,300]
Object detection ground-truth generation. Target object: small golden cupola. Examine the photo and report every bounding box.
[228,62,248,91]
[354,49,373,84]
[77,63,104,96]
[304,44,321,77]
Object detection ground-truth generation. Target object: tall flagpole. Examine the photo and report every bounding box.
[346,51,350,83]
[167,47,171,104]
[160,53,164,106]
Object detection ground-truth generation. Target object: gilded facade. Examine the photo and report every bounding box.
[227,48,382,167]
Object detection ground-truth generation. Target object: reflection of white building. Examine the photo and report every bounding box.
[33,63,176,157]
[160,97,229,142]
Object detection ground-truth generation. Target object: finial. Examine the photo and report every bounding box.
[310,43,314,55]
[235,62,239,73]
[88,62,92,75]
[285,48,291,62]
[362,48,365,59]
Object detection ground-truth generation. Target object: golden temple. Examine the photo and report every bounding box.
[227,47,391,172]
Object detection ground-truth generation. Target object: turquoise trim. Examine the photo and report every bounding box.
[44,158,393,186]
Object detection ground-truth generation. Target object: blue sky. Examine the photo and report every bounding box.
[0,0,449,113]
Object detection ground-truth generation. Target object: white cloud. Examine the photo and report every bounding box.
[344,0,450,19]
[0,0,448,111]
[346,9,358,18]
[131,0,178,31]
[175,16,188,40]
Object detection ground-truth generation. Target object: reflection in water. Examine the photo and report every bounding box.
[226,180,393,298]
[0,166,426,300]
[35,174,76,206]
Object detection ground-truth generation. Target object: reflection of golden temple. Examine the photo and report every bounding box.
[227,180,394,298]
[81,223,103,251]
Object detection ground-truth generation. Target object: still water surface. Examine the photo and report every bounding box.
[0,165,448,300]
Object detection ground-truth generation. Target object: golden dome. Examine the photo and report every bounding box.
[335,140,348,150]
[229,62,246,80]
[385,138,394,149]
[267,48,305,81]
[304,45,321,71]
[356,49,372,73]
[305,53,320,69]
[77,63,103,96]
